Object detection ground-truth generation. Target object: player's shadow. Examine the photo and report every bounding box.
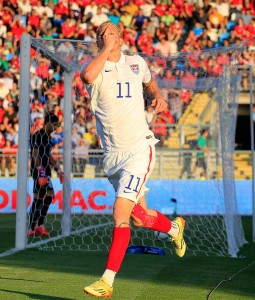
[0,289,76,300]
[0,276,42,282]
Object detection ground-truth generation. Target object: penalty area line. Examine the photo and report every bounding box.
[206,260,255,300]
[0,221,114,257]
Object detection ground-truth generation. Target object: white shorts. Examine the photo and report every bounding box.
[103,145,156,203]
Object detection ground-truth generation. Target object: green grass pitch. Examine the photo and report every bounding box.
[0,214,255,300]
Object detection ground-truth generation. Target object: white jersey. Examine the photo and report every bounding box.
[84,53,158,152]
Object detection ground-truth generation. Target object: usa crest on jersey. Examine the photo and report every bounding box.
[130,64,139,75]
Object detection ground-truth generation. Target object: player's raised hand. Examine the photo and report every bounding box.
[151,97,168,114]
[100,26,118,52]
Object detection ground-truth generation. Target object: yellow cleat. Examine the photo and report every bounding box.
[84,277,113,298]
[171,217,186,258]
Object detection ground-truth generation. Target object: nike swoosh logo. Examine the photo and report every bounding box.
[105,70,111,72]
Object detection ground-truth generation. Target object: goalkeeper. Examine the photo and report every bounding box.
[27,114,64,237]
[81,21,186,299]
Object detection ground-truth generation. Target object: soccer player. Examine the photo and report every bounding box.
[80,21,186,298]
[27,114,64,237]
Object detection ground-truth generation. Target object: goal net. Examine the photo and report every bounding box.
[13,35,246,258]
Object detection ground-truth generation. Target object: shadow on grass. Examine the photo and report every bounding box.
[0,276,43,282]
[0,289,75,300]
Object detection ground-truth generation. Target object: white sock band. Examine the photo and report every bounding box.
[102,269,116,287]
[168,221,179,238]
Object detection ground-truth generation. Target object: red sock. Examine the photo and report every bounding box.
[132,204,171,233]
[151,211,172,233]
[106,227,131,273]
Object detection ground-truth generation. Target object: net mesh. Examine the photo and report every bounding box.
[24,38,246,257]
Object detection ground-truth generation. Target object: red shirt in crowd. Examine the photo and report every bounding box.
[161,109,175,124]
[62,22,76,38]
[188,53,201,69]
[11,55,20,70]
[231,0,243,5]
[77,0,91,6]
[170,21,183,35]
[217,53,230,65]
[208,63,223,76]
[123,30,136,46]
[137,33,153,48]
[155,3,168,17]
[48,82,64,98]
[168,5,179,17]
[152,118,168,136]
[0,107,4,124]
[155,57,167,69]
[30,48,37,58]
[184,2,193,15]
[11,23,25,40]
[2,11,13,25]
[234,24,246,37]
[114,0,126,5]
[0,134,6,148]
[95,0,112,6]
[55,3,69,16]
[141,43,155,56]
[36,62,50,79]
[152,109,174,136]
[28,15,40,28]
[246,23,255,36]
[174,0,184,6]
[74,74,85,92]
[180,89,192,105]
[134,0,144,6]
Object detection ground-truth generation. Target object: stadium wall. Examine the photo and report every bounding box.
[0,179,251,215]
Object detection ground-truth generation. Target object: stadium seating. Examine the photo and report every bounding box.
[166,92,211,149]
[234,152,252,179]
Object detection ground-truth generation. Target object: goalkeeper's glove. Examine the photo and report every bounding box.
[37,166,49,186]
[54,164,64,184]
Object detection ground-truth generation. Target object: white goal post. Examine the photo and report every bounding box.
[14,34,248,257]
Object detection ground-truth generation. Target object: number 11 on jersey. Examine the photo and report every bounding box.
[117,82,131,98]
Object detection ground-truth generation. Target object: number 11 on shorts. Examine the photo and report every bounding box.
[125,175,141,192]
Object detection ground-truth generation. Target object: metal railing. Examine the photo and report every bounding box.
[0,148,252,180]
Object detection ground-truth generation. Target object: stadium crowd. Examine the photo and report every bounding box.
[0,0,254,176]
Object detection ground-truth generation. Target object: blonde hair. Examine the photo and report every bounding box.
[96,21,123,42]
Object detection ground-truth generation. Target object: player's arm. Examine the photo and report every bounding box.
[143,78,167,114]
[80,49,111,84]
[32,146,49,186]
[80,27,115,84]
[31,133,43,168]
[49,156,59,169]
[32,147,41,168]
[50,156,64,183]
